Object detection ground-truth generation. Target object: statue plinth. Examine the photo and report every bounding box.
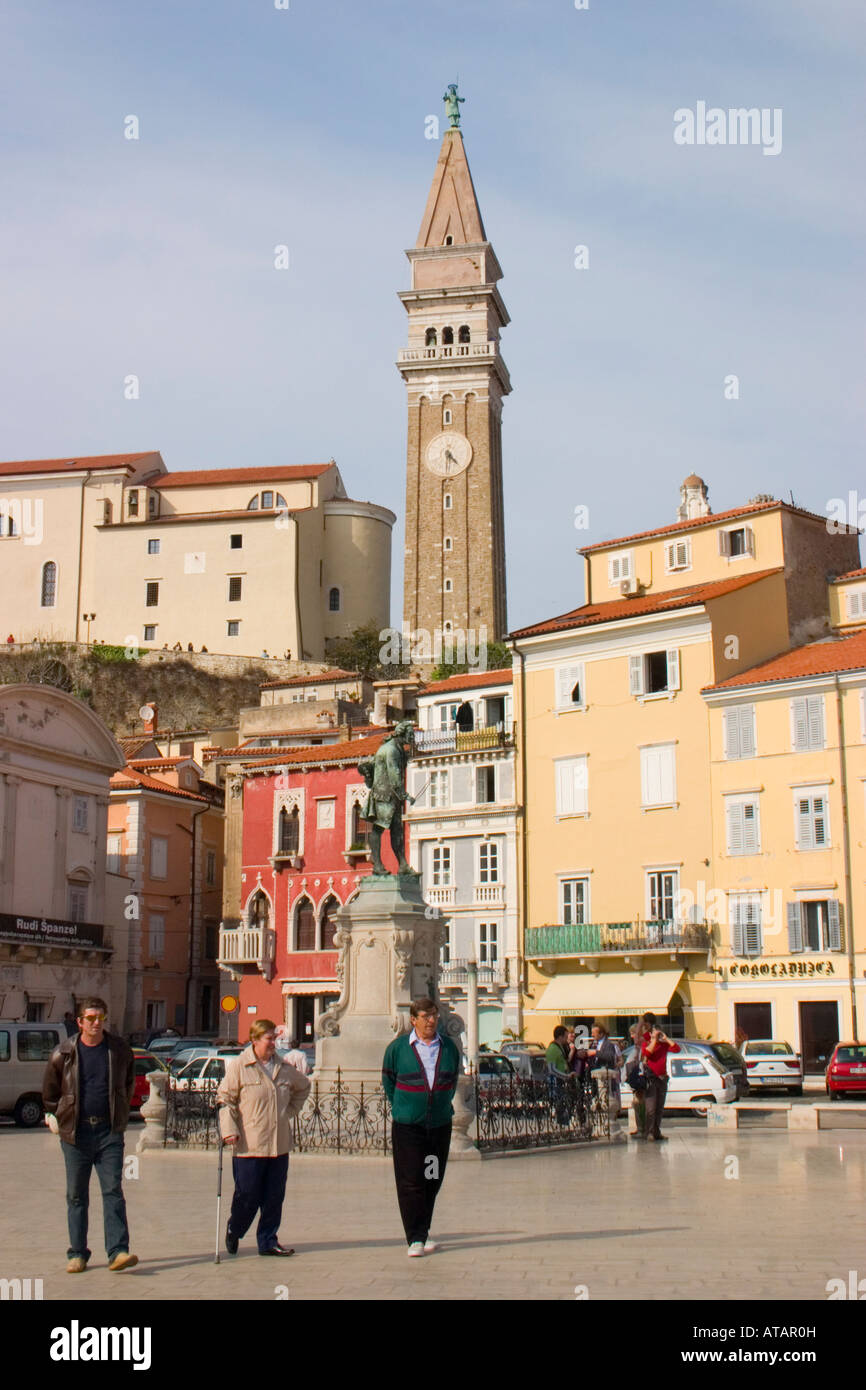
[315,872,453,1088]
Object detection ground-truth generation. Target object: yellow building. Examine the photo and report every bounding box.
[510,477,860,1047]
[0,451,394,659]
[703,626,866,1068]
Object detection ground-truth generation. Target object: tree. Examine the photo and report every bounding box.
[330,621,404,680]
[429,639,513,682]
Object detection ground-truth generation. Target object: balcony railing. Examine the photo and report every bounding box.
[525,921,713,958]
[441,958,506,988]
[218,926,276,967]
[413,726,514,756]
[426,886,456,907]
[398,341,497,364]
[474,883,503,904]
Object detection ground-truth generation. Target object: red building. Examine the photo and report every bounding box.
[220,731,408,1042]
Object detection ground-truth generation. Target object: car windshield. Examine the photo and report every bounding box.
[743,1041,793,1056]
[176,1060,201,1079]
[837,1045,866,1063]
[713,1044,744,1065]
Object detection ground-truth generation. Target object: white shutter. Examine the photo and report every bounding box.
[659,745,676,804]
[450,765,473,804]
[498,761,514,802]
[666,649,681,691]
[731,901,744,955]
[827,900,842,951]
[718,530,732,556]
[723,709,740,760]
[556,663,583,709]
[556,762,574,816]
[744,526,756,557]
[787,902,804,953]
[740,705,756,758]
[812,796,827,846]
[665,542,676,569]
[676,540,689,567]
[641,748,660,807]
[742,802,758,853]
[629,655,643,696]
[796,797,813,849]
[807,696,824,749]
[745,909,761,956]
[573,756,588,814]
[727,801,744,854]
[791,698,809,752]
[412,771,428,808]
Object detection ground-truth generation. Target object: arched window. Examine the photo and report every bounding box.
[442,326,454,346]
[295,897,315,951]
[443,536,453,552]
[247,495,260,510]
[41,561,57,608]
[278,806,299,856]
[443,494,452,511]
[444,235,454,246]
[321,895,340,950]
[458,325,471,343]
[276,494,287,508]
[444,578,453,593]
[249,891,269,929]
[425,328,437,347]
[328,587,340,612]
[350,801,368,849]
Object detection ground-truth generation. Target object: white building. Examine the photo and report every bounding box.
[406,669,520,1045]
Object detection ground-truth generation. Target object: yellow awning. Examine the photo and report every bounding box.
[534,969,684,1016]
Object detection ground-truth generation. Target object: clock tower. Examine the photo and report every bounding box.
[398,88,510,650]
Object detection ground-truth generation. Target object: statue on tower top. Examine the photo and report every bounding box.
[443,83,464,129]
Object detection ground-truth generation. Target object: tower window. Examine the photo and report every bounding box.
[41,561,57,607]
[444,578,453,593]
[230,534,242,549]
[443,409,452,425]
[127,490,139,517]
[425,328,437,347]
[442,327,454,346]
[443,537,453,552]
[458,325,470,343]
[443,494,452,511]
[228,576,242,602]
[444,235,453,246]
[328,586,341,612]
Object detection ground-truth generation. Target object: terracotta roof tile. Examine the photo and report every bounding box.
[420,668,513,695]
[832,568,866,583]
[110,766,210,802]
[704,629,866,691]
[154,464,333,489]
[259,668,361,689]
[511,569,782,639]
[0,451,157,478]
[241,731,388,773]
[578,499,856,554]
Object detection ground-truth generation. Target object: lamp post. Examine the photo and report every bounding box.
[466,956,479,1075]
[83,613,96,644]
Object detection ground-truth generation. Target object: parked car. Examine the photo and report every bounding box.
[740,1039,803,1095]
[169,1044,242,1074]
[131,1049,168,1110]
[678,1040,750,1098]
[476,1053,516,1088]
[620,1046,736,1115]
[497,1047,547,1081]
[172,1054,229,1092]
[825,1042,866,1099]
[0,1021,63,1126]
[500,1042,545,1056]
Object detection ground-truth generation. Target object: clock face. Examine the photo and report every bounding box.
[424,431,473,478]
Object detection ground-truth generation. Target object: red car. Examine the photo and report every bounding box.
[825,1043,866,1099]
[131,1049,168,1110]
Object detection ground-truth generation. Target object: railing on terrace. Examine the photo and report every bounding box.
[525,921,713,957]
[413,725,514,756]
[441,958,506,987]
[218,926,276,967]
[398,341,497,363]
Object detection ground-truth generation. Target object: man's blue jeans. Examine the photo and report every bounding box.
[62,1122,130,1261]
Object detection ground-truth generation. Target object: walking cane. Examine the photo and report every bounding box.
[214,1104,224,1265]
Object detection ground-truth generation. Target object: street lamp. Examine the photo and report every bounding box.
[82,614,96,644]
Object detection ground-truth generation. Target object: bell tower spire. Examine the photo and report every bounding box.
[398,88,510,649]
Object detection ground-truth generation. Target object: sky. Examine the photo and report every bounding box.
[1,0,863,631]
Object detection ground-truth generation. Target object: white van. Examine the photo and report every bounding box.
[0,1022,64,1126]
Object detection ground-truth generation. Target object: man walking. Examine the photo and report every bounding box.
[42,998,138,1273]
[382,997,460,1258]
[217,1019,311,1257]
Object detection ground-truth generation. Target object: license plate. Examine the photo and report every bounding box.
[851,1066,866,1075]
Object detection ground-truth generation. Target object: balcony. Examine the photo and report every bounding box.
[525,921,713,959]
[218,926,276,971]
[413,726,514,756]
[426,886,456,908]
[440,958,506,988]
[398,341,497,364]
[474,883,503,905]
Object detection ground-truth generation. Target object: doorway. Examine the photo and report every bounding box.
[799,1000,839,1073]
[297,996,316,1043]
[734,1002,772,1048]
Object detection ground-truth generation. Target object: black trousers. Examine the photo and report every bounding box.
[644,1075,669,1138]
[391,1121,451,1246]
[228,1154,289,1252]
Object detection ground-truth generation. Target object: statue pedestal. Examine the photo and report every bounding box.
[315,873,449,1089]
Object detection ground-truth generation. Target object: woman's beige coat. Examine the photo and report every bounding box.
[217,1046,311,1156]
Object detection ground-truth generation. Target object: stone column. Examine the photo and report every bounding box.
[53,788,71,918]
[0,774,22,911]
[93,795,110,925]
[466,957,479,1074]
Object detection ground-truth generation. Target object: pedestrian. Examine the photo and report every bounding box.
[5,633,13,645]
[586,1022,622,1110]
[627,1022,647,1140]
[381,996,460,1258]
[62,1010,77,1038]
[41,997,138,1273]
[217,1019,311,1257]
[640,1013,680,1142]
[544,1025,570,1075]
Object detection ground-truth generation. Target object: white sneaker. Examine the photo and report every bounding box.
[407,1242,425,1258]
[423,1239,438,1253]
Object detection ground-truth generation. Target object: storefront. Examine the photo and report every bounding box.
[716,956,854,1073]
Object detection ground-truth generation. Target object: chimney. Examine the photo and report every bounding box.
[140,703,158,735]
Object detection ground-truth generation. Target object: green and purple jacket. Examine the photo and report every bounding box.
[382,1032,461,1127]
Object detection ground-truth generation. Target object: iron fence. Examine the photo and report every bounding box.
[295,1071,391,1154]
[473,1072,611,1151]
[164,1077,220,1148]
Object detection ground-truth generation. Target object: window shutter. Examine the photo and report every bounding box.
[787,901,804,953]
[743,802,758,853]
[659,746,676,804]
[666,542,675,569]
[745,912,761,956]
[718,530,732,556]
[574,757,588,814]
[451,765,472,804]
[723,709,740,760]
[731,902,744,956]
[796,797,813,849]
[727,801,744,854]
[641,748,661,806]
[498,761,514,802]
[791,698,809,751]
[556,762,574,816]
[812,796,827,846]
[807,696,824,749]
[677,541,689,567]
[744,526,756,557]
[557,664,583,708]
[666,649,681,691]
[827,900,842,951]
[412,772,427,808]
[740,705,756,758]
[629,655,643,696]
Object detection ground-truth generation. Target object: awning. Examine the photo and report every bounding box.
[281,981,340,997]
[535,969,684,1016]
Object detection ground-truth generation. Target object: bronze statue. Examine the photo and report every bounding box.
[443,83,464,129]
[357,720,417,876]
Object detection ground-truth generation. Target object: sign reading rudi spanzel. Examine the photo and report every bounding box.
[0,913,105,949]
